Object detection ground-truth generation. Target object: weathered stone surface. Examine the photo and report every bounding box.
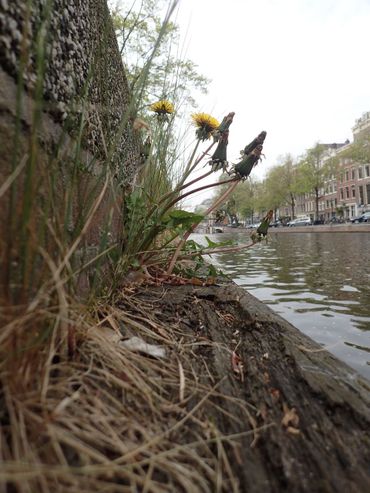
[127,283,370,492]
[0,1,142,298]
[0,0,141,182]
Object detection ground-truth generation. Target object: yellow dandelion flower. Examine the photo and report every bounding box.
[149,100,174,115]
[191,113,220,141]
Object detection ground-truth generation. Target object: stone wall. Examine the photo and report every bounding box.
[0,0,141,181]
[0,0,142,298]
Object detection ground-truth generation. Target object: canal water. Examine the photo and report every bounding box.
[193,231,370,379]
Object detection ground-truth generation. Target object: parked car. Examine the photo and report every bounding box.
[350,211,370,223]
[270,220,283,227]
[287,217,312,227]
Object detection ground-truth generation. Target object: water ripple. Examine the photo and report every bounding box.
[192,231,370,379]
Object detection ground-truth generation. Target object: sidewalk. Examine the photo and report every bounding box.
[268,224,370,233]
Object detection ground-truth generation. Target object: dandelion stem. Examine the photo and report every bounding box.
[203,179,239,218]
[166,179,240,274]
[165,177,238,213]
[139,138,216,255]
[179,140,215,186]
[177,169,214,192]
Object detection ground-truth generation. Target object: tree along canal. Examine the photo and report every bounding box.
[193,231,370,379]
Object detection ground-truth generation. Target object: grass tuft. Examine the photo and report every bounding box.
[0,2,271,490]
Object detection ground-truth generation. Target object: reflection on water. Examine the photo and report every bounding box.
[193,232,370,379]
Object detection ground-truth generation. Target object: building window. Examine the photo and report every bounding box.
[358,167,363,179]
[340,188,344,200]
[351,187,356,198]
[334,182,337,191]
[351,168,355,180]
[345,170,349,181]
[359,185,364,204]
[365,165,370,177]
[340,173,344,183]
[346,187,349,198]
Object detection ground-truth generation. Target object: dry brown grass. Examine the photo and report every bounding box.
[0,283,269,493]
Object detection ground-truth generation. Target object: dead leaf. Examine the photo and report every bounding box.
[287,426,301,435]
[216,310,235,326]
[269,388,280,404]
[231,351,245,382]
[281,403,299,429]
[190,277,203,286]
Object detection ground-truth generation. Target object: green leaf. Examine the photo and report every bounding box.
[163,209,204,229]
[184,239,204,252]
[204,236,235,248]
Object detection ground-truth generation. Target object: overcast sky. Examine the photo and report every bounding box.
[172,0,370,206]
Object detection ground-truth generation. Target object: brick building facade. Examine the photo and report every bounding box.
[335,112,370,220]
[282,112,370,222]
